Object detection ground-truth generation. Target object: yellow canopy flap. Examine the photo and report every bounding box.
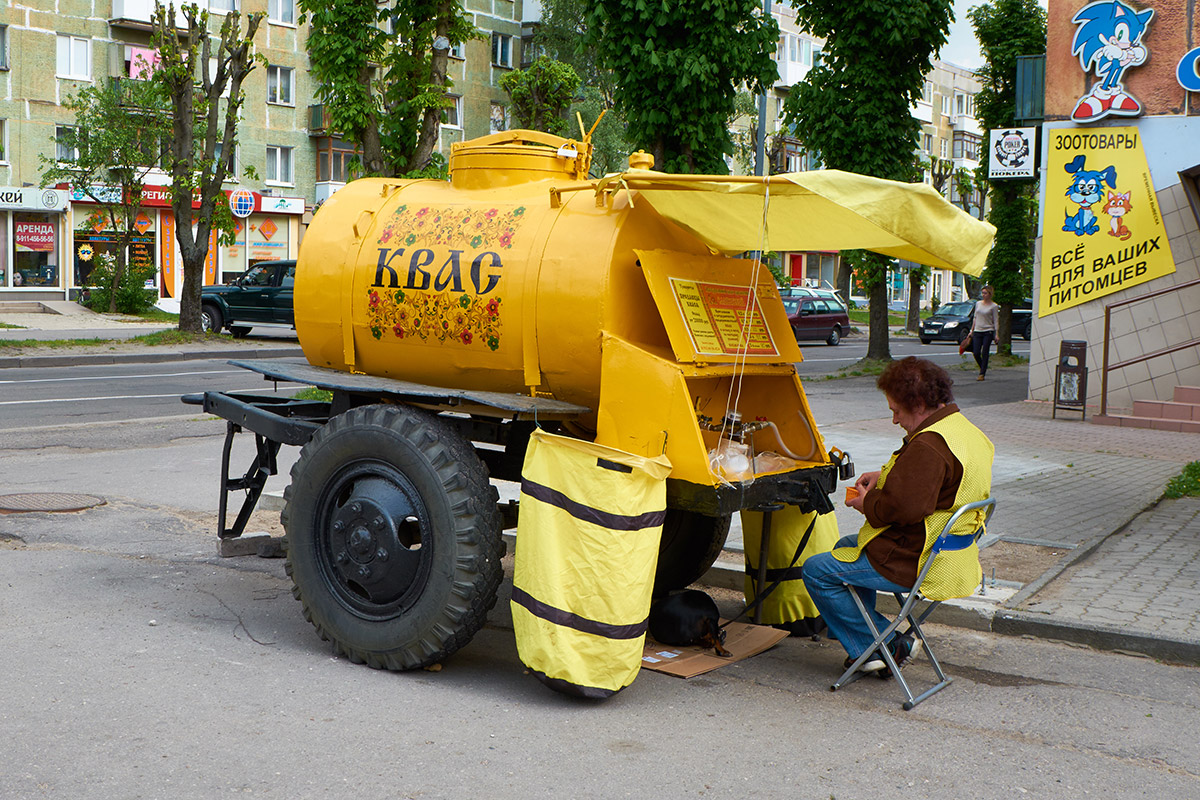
[595,169,996,276]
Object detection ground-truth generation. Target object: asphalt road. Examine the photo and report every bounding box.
[796,333,1030,376]
[2,354,1198,798]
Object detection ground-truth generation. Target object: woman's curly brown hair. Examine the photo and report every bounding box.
[876,357,955,412]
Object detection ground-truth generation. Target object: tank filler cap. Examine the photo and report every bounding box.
[556,143,579,159]
[628,150,655,170]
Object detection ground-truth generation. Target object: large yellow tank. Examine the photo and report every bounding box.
[297,131,830,495]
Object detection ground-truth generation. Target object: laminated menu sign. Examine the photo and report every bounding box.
[670,278,778,357]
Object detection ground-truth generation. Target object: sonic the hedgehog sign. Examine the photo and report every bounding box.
[1069,0,1154,123]
[1039,126,1175,316]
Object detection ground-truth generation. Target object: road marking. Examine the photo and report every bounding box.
[0,387,293,406]
[0,369,247,385]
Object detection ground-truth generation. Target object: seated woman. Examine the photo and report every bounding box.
[801,357,994,674]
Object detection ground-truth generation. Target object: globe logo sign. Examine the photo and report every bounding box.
[229,188,256,219]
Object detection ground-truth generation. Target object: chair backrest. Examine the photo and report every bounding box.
[913,497,996,590]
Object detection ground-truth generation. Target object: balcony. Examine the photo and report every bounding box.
[315,181,346,205]
[308,104,334,136]
[773,59,809,89]
[910,100,933,124]
[952,114,982,137]
[112,0,208,31]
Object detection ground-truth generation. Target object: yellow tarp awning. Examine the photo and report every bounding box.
[597,169,996,276]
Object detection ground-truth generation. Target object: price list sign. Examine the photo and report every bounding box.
[670,278,778,357]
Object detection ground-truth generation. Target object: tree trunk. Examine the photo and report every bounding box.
[866,281,891,361]
[997,306,1012,356]
[906,273,923,333]
[836,257,853,308]
[411,5,453,174]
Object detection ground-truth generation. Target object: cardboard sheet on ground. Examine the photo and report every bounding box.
[640,621,789,678]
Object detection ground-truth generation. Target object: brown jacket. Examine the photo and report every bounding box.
[861,404,964,587]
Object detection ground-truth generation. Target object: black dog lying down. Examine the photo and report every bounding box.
[648,589,732,657]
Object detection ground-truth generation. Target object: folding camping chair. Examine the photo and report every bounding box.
[831,497,996,710]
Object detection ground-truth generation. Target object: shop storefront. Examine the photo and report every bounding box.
[1031,0,1200,412]
[67,186,305,307]
[0,188,70,300]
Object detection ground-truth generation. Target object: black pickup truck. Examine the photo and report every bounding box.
[200,259,296,337]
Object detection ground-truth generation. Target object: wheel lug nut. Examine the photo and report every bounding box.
[376,548,389,562]
[372,516,384,530]
[332,521,344,533]
[335,550,349,565]
[350,502,362,515]
[357,566,370,579]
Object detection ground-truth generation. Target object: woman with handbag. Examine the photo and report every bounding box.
[966,285,998,381]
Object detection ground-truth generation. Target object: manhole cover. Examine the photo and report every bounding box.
[0,493,107,513]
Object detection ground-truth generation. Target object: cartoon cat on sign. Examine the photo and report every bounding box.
[1103,190,1133,241]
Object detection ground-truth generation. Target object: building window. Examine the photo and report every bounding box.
[492,33,513,68]
[268,0,296,25]
[490,103,509,133]
[952,132,981,162]
[940,138,948,159]
[124,46,160,79]
[0,119,6,162]
[449,41,464,59]
[55,125,79,163]
[266,145,294,184]
[57,35,91,80]
[444,95,462,128]
[317,138,360,183]
[953,91,975,118]
[267,65,294,106]
[213,142,238,179]
[211,0,238,11]
[922,81,933,104]
[922,132,932,154]
[0,25,8,70]
[940,94,951,117]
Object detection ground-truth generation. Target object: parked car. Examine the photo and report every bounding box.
[781,286,848,311]
[201,259,296,337]
[782,295,850,345]
[920,298,1033,344]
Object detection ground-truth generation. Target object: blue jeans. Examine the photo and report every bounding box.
[801,535,909,659]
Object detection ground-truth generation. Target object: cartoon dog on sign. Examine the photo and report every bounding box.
[1063,155,1118,237]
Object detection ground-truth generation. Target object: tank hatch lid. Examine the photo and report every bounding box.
[636,250,803,365]
[228,359,590,421]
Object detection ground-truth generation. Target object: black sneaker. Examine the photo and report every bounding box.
[843,651,886,673]
[878,634,922,678]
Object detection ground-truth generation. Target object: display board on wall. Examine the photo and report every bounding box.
[1039,126,1176,317]
[988,128,1037,179]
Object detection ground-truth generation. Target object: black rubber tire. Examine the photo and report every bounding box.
[919,337,931,345]
[230,326,252,338]
[1021,320,1032,341]
[958,328,970,344]
[653,510,732,595]
[201,304,223,334]
[826,326,841,346]
[281,404,503,670]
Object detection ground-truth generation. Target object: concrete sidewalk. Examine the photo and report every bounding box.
[3,304,1198,666]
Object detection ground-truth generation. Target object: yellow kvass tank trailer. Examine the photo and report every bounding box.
[189,130,994,675]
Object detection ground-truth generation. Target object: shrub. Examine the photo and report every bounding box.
[81,251,158,315]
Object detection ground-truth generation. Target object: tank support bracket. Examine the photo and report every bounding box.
[217,422,282,540]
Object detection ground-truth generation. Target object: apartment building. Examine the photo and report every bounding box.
[0,0,521,303]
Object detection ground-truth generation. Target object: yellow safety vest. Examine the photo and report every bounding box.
[832,412,993,601]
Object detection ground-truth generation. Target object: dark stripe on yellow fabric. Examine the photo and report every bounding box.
[511,585,648,640]
[743,564,806,582]
[520,478,667,531]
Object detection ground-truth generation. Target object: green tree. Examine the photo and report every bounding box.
[970,0,1045,355]
[39,77,171,313]
[534,0,631,175]
[152,3,263,333]
[500,57,581,136]
[585,0,779,174]
[299,0,477,178]
[783,0,953,360]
